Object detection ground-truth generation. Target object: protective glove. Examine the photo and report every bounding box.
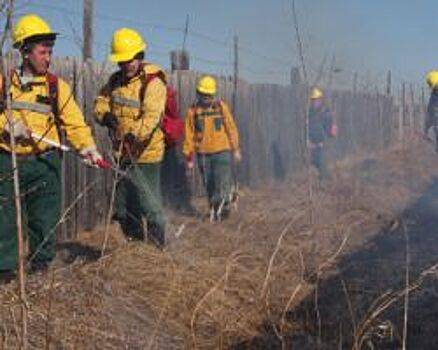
[80,146,104,168]
[185,153,194,171]
[4,119,31,139]
[233,149,242,163]
[102,112,118,130]
[124,132,137,146]
[122,132,143,157]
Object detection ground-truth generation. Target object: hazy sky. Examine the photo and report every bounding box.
[18,0,437,89]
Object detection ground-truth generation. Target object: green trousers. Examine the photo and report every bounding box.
[311,145,330,182]
[197,151,232,210]
[0,151,61,271]
[115,162,166,241]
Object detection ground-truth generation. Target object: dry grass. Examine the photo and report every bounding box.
[1,141,438,349]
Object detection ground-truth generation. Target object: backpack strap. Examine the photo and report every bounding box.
[215,99,236,150]
[214,100,224,115]
[126,65,166,157]
[138,64,167,135]
[107,71,123,112]
[108,65,166,118]
[46,72,58,118]
[138,64,166,116]
[46,72,66,154]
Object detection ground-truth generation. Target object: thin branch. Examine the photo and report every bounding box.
[354,261,438,349]
[340,277,357,348]
[1,1,27,349]
[27,180,99,266]
[402,220,410,350]
[44,270,56,350]
[279,250,305,338]
[260,210,306,299]
[0,0,11,56]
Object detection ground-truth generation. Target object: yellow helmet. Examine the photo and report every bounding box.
[110,28,147,63]
[13,14,57,48]
[426,71,438,88]
[310,87,323,100]
[197,75,217,95]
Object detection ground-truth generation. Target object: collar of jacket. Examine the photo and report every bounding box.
[116,61,165,86]
[195,99,221,110]
[431,90,438,100]
[309,104,328,115]
[11,69,47,90]
[194,102,222,117]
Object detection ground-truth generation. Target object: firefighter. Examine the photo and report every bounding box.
[307,87,337,182]
[94,28,166,249]
[183,75,241,221]
[0,14,103,281]
[425,71,438,152]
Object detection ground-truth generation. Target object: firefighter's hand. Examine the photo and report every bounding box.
[4,120,31,139]
[185,153,194,171]
[124,133,137,146]
[102,112,118,129]
[233,149,242,163]
[122,132,141,155]
[330,124,338,138]
[80,146,104,168]
[186,160,194,171]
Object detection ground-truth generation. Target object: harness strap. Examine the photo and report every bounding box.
[111,94,141,109]
[10,100,52,114]
[46,72,65,156]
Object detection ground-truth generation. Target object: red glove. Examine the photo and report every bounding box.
[186,153,194,170]
[80,146,104,168]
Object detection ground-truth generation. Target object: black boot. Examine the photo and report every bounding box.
[147,223,165,249]
[0,270,15,285]
[209,203,220,222]
[220,204,231,220]
[214,201,231,222]
[120,218,145,241]
[29,260,50,274]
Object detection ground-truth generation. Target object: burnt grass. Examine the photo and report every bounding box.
[2,144,438,349]
[234,173,438,349]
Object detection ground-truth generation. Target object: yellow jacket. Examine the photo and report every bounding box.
[183,100,239,158]
[0,71,96,154]
[94,63,166,164]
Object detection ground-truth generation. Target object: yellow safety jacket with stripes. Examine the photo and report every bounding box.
[0,70,96,155]
[94,63,167,164]
[183,100,239,159]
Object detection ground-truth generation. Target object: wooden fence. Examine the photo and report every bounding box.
[49,58,423,239]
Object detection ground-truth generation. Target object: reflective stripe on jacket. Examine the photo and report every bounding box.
[94,63,166,163]
[0,71,96,155]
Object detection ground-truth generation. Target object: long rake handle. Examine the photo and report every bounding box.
[31,132,115,171]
